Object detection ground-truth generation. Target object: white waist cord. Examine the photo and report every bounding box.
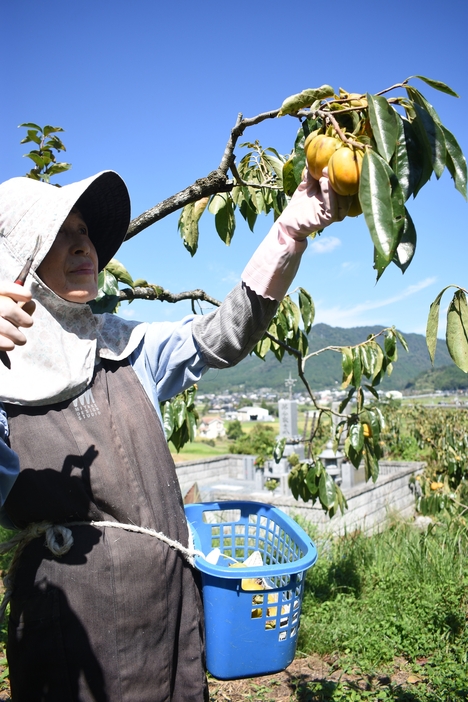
[0,519,205,622]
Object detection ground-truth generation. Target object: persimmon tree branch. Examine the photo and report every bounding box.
[119,286,221,307]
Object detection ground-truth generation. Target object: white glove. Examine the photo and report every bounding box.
[242,169,350,300]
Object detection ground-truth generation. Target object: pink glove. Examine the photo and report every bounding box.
[242,169,349,300]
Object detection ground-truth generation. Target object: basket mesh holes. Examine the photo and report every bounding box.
[252,594,264,605]
[211,526,220,536]
[258,539,265,551]
[234,537,244,547]
[280,617,288,629]
[223,538,232,548]
[211,538,220,549]
[247,538,256,548]
[259,516,267,527]
[279,632,287,642]
[281,604,291,615]
[283,590,292,601]
[267,607,277,617]
[235,549,244,559]
[251,608,262,619]
[292,612,298,624]
[222,526,232,536]
[267,593,278,604]
[290,627,297,638]
[265,620,276,631]
[235,524,245,534]
[293,599,300,610]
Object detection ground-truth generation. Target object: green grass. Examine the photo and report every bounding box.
[295,516,468,701]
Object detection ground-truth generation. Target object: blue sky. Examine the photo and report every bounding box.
[2,0,467,337]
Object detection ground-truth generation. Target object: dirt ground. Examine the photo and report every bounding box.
[208,654,422,700]
[0,653,424,701]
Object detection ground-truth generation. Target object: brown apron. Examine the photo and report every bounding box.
[4,359,207,702]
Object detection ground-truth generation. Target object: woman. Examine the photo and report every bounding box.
[0,169,347,701]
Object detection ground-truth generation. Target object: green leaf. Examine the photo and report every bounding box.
[393,209,417,273]
[364,442,379,482]
[411,102,446,179]
[446,290,468,372]
[298,287,314,333]
[344,435,362,469]
[339,386,355,414]
[162,402,175,440]
[352,349,362,387]
[277,85,334,116]
[105,258,134,286]
[88,294,120,314]
[172,396,187,429]
[273,438,286,463]
[178,197,209,256]
[426,289,445,363]
[441,126,467,199]
[97,269,119,297]
[395,329,409,353]
[360,150,404,265]
[211,194,235,245]
[18,121,42,130]
[349,422,364,453]
[42,124,65,136]
[341,348,353,388]
[406,86,442,124]
[282,157,298,197]
[319,470,336,508]
[254,335,271,359]
[412,75,459,97]
[208,192,228,215]
[391,116,423,201]
[366,94,399,162]
[47,162,72,176]
[24,152,45,167]
[384,331,397,361]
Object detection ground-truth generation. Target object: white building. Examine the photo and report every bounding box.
[198,416,226,439]
[237,406,273,422]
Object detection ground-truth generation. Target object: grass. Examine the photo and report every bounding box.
[294,515,468,701]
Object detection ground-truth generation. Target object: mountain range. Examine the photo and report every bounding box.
[198,323,460,394]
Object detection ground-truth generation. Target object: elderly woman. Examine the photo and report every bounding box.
[0,169,347,702]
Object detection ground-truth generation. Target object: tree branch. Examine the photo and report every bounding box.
[119,286,221,307]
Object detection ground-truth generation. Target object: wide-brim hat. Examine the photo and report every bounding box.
[0,171,130,273]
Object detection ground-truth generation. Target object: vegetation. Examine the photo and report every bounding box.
[229,423,278,467]
[406,363,468,392]
[291,516,468,701]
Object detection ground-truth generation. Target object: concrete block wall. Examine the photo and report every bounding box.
[176,456,424,535]
[175,454,251,497]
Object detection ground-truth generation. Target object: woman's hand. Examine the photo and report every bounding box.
[0,283,35,351]
[276,168,351,241]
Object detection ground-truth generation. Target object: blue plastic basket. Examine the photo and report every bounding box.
[185,501,318,680]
